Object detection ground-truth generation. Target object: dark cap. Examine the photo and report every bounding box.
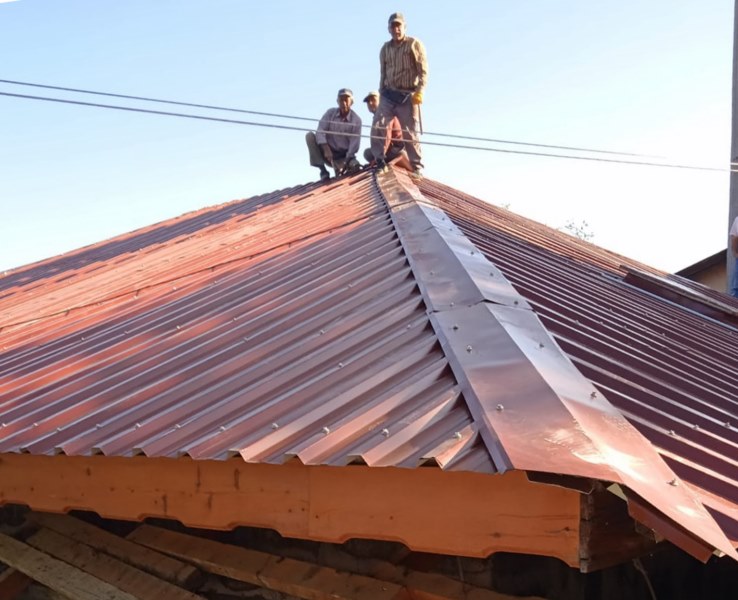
[363,90,379,102]
[337,88,353,98]
[388,12,405,25]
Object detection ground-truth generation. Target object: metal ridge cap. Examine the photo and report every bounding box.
[376,168,529,312]
[374,166,738,562]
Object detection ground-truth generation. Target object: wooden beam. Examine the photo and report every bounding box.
[579,484,658,572]
[0,453,581,566]
[130,525,544,600]
[0,532,137,600]
[0,568,32,599]
[29,512,201,589]
[128,524,410,600]
[26,528,205,600]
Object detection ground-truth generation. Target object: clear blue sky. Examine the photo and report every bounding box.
[1,1,733,273]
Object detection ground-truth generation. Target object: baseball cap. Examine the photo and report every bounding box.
[388,12,405,25]
[363,91,379,102]
[337,88,353,98]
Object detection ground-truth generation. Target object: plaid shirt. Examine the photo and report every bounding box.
[379,36,428,93]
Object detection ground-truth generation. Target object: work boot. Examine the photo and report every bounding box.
[319,168,330,182]
[375,159,388,174]
[345,158,361,174]
[410,167,423,181]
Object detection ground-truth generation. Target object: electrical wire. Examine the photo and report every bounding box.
[0,78,661,159]
[0,89,734,173]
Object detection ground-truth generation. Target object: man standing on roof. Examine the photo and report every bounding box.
[362,90,411,171]
[371,12,427,179]
[306,88,362,181]
[730,216,738,297]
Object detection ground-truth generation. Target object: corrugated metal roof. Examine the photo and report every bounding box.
[2,166,738,561]
[0,174,488,471]
[418,177,738,551]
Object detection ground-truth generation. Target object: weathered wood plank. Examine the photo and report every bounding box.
[402,571,545,600]
[128,524,410,600]
[0,568,32,599]
[0,532,137,600]
[26,528,205,600]
[0,454,581,566]
[29,512,201,589]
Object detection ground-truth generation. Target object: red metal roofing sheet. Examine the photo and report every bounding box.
[0,173,491,472]
[417,176,738,556]
[3,165,738,560]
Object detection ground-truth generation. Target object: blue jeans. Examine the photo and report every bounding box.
[731,258,738,297]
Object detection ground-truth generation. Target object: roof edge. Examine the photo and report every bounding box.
[374,167,738,563]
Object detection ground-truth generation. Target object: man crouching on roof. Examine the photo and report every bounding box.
[306,88,362,181]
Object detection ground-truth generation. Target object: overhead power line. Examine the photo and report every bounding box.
[0,89,733,173]
[0,78,660,159]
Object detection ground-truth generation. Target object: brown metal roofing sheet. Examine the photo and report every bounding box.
[415,175,738,558]
[0,171,493,477]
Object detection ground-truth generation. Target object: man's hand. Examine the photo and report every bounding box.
[320,144,333,165]
[411,91,423,105]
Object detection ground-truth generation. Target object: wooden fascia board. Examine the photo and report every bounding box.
[0,454,581,567]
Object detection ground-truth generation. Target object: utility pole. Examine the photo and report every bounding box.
[728,0,738,292]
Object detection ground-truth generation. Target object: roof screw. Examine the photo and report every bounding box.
[429,270,434,276]
[470,250,475,255]
[338,362,344,368]
[590,391,598,399]
[496,404,504,412]
[513,300,519,305]
[56,427,62,432]
[453,432,462,440]
[692,423,699,430]
[322,426,331,435]
[135,423,141,429]
[81,336,85,341]
[406,324,412,329]
[726,422,732,428]
[452,324,459,331]
[96,424,102,429]
[176,325,181,330]
[381,428,390,437]
[466,345,473,353]
[33,422,38,427]
[450,302,455,307]
[489,272,495,277]
[668,478,679,487]
[271,422,279,430]
[319,329,325,335]
[538,342,545,349]
[175,424,182,429]
[0,423,5,428]
[220,426,226,432]
[668,429,676,436]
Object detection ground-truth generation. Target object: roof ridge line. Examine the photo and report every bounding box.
[374,167,738,562]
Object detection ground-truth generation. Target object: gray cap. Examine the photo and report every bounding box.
[388,12,405,25]
[363,90,379,102]
[337,88,353,98]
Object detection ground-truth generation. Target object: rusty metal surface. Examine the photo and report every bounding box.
[417,176,738,556]
[0,171,491,473]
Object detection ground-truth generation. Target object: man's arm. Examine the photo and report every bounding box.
[315,109,333,145]
[378,44,387,91]
[348,113,362,158]
[412,38,428,94]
